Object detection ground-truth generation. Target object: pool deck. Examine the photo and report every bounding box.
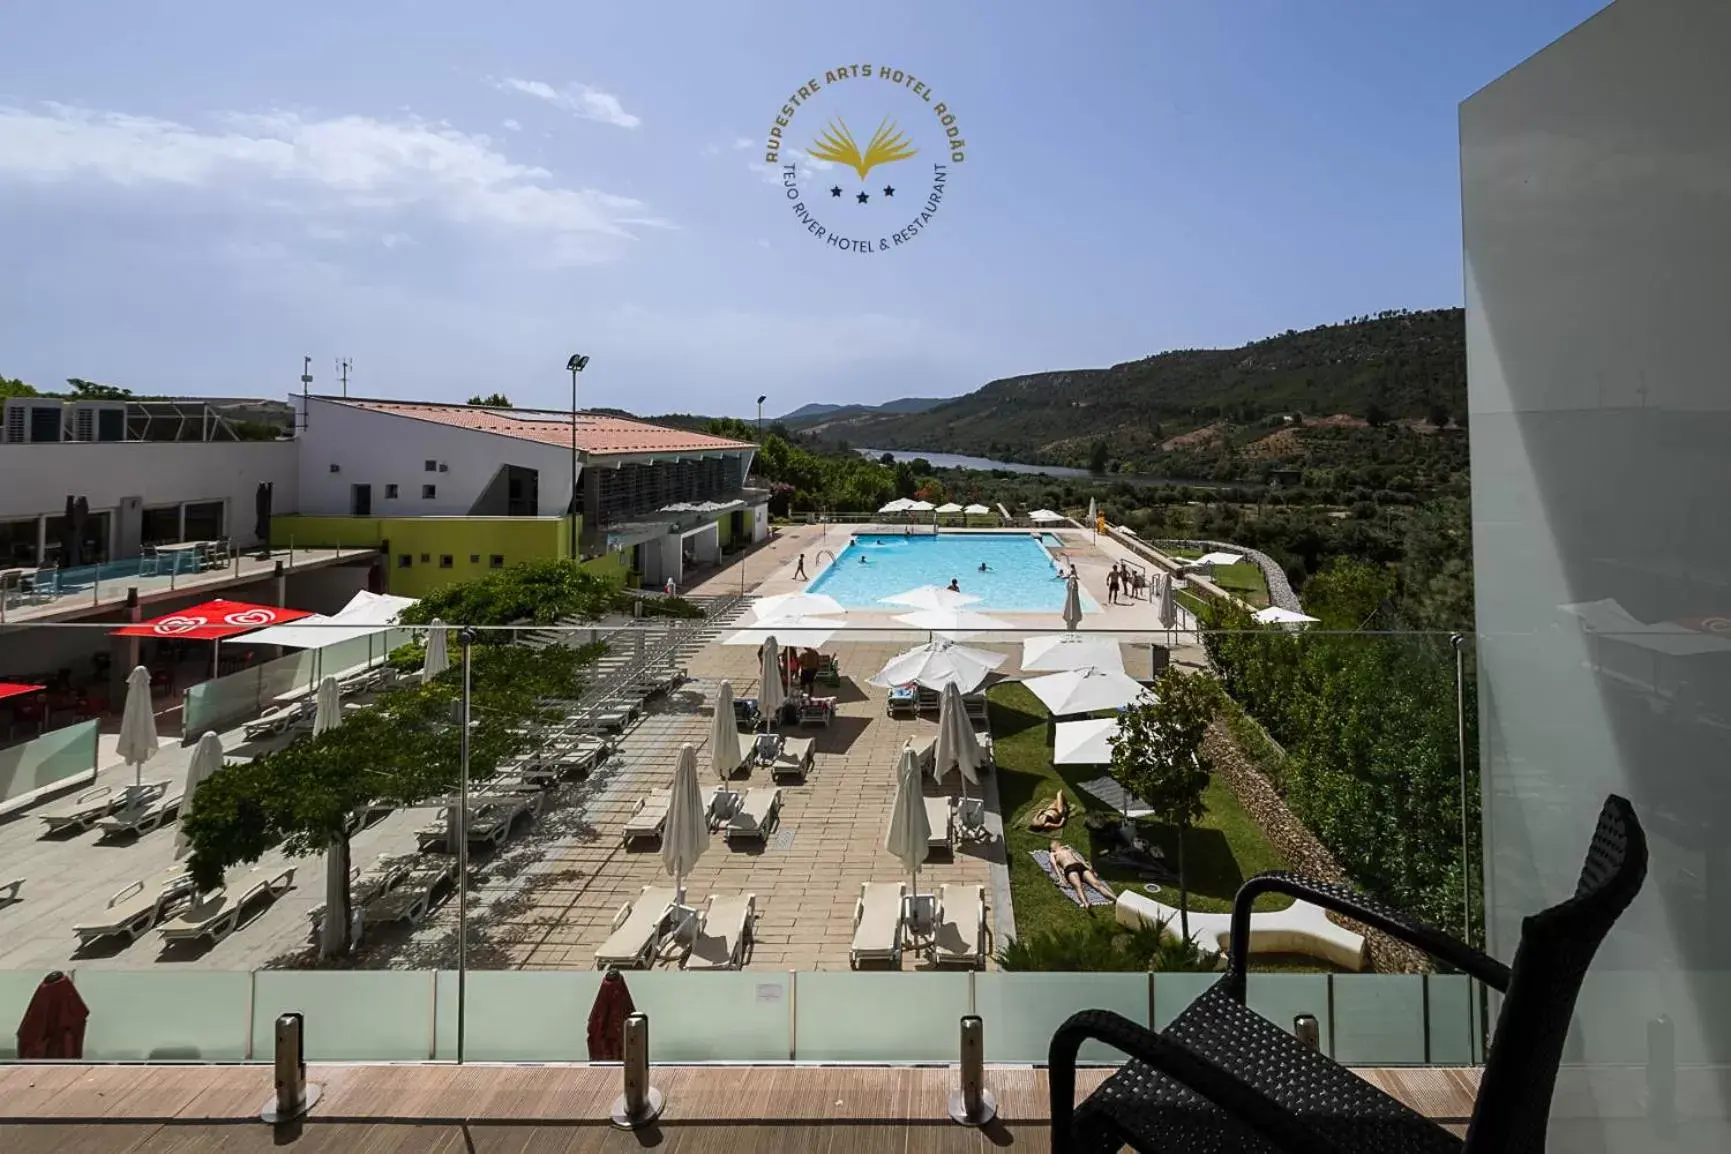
[0,522,1203,977]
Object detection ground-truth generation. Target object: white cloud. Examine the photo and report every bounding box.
[493,77,640,128]
[501,118,521,132]
[732,136,754,151]
[380,232,415,248]
[747,147,834,187]
[0,102,671,265]
[700,142,720,157]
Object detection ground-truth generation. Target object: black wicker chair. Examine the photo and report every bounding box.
[1049,794,1647,1153]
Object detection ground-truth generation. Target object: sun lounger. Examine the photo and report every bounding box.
[594,885,678,969]
[849,881,906,969]
[796,697,835,727]
[733,697,762,730]
[244,702,304,740]
[956,795,990,843]
[95,787,185,839]
[886,687,919,717]
[38,781,163,835]
[818,654,841,686]
[364,859,457,926]
[749,731,783,770]
[686,893,756,971]
[934,883,987,968]
[924,795,956,855]
[770,736,815,783]
[415,797,533,852]
[973,729,995,768]
[622,788,672,845]
[72,867,196,947]
[726,787,781,844]
[157,864,296,947]
[963,693,989,723]
[308,856,414,938]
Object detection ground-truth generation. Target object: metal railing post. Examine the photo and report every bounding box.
[1294,1014,1320,1052]
[259,1011,321,1122]
[1648,1014,1676,1136]
[949,1015,997,1126]
[610,1012,664,1129]
[456,628,475,1064]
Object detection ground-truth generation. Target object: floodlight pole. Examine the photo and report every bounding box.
[756,394,767,437]
[567,355,589,560]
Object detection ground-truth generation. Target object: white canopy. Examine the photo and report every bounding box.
[1254,606,1320,626]
[867,639,1005,694]
[935,502,965,514]
[173,731,227,860]
[1156,574,1178,629]
[753,592,845,620]
[1028,509,1065,523]
[1190,552,1244,568]
[711,680,744,781]
[1025,665,1154,715]
[723,615,845,648]
[1062,572,1084,630]
[905,500,936,512]
[894,607,1012,641]
[662,744,711,905]
[758,637,787,721]
[238,590,417,649]
[878,498,914,513]
[1053,717,1121,765]
[880,585,982,612]
[117,665,160,787]
[421,618,450,683]
[935,682,984,789]
[885,745,931,896]
[1022,633,1125,673]
[963,504,991,515]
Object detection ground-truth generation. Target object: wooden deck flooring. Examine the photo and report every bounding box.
[0,1062,1480,1151]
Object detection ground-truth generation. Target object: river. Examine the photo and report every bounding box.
[858,448,1226,489]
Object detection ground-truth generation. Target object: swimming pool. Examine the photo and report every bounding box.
[808,533,1095,613]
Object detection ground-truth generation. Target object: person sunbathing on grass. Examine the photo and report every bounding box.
[1026,789,1070,831]
[1050,841,1116,908]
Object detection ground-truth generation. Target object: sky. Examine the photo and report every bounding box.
[0,0,1610,418]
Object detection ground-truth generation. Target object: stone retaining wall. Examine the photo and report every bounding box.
[1155,537,1301,613]
[1205,722,1430,974]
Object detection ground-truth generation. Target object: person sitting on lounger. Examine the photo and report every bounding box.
[1050,841,1116,907]
[1027,790,1070,831]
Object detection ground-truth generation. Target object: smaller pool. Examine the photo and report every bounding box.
[809,532,1095,613]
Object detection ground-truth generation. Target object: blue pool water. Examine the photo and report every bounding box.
[808,533,1093,613]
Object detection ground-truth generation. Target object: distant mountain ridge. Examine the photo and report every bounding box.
[778,396,948,425]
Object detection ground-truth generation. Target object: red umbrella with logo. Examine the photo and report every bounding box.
[16,971,88,1060]
[113,598,314,682]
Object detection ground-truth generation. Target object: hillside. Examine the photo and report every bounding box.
[815,309,1465,471]
[780,395,947,428]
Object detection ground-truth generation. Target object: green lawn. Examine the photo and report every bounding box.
[1169,548,1271,608]
[989,683,1295,957]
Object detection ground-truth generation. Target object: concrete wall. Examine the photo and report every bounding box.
[1463,0,1731,1138]
[296,396,577,518]
[272,515,569,598]
[0,439,298,551]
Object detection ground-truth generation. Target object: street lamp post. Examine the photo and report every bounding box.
[756,394,767,437]
[567,354,590,560]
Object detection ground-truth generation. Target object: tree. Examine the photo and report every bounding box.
[1109,668,1225,941]
[182,642,595,956]
[878,452,895,466]
[0,373,37,398]
[1088,440,1109,474]
[1364,401,1390,428]
[397,558,623,636]
[1427,400,1449,428]
[469,392,512,407]
[65,377,131,399]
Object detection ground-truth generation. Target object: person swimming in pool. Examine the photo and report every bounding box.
[978,562,989,572]
[859,554,869,564]
[947,578,961,592]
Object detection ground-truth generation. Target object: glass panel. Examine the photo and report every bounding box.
[0,518,37,567]
[629,971,791,1062]
[1426,975,1480,1065]
[435,971,601,1062]
[1330,975,1425,1065]
[79,970,251,1061]
[0,972,52,1060]
[0,719,98,810]
[793,972,968,1061]
[975,973,1148,1064]
[253,972,433,1061]
[182,501,225,541]
[1244,973,1331,1055]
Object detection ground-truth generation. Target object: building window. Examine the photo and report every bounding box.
[422,484,436,499]
[424,459,438,472]
[489,554,505,569]
[469,554,480,564]
[420,553,430,563]
[384,484,399,499]
[439,555,453,569]
[397,554,412,568]
[182,501,225,541]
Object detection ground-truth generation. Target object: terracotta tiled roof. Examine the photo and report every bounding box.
[324,398,754,457]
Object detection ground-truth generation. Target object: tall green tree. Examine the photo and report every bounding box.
[0,373,37,398]
[1110,668,1226,941]
[468,392,513,407]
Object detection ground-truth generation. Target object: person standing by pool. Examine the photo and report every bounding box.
[797,647,821,695]
[794,554,807,579]
[1106,566,1120,605]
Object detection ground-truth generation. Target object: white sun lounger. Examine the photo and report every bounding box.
[850,881,906,969]
[39,781,164,835]
[594,885,678,969]
[158,864,297,947]
[364,859,457,926]
[934,883,987,969]
[904,735,936,774]
[623,788,672,845]
[244,702,305,740]
[770,736,815,783]
[686,892,756,971]
[72,867,196,947]
[924,795,956,854]
[96,787,185,839]
[726,787,781,844]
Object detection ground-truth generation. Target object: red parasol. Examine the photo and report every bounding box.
[16,972,88,1060]
[586,969,636,1061]
[0,682,45,703]
[112,598,313,641]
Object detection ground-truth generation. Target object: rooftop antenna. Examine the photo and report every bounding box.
[299,355,314,431]
[336,357,352,398]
